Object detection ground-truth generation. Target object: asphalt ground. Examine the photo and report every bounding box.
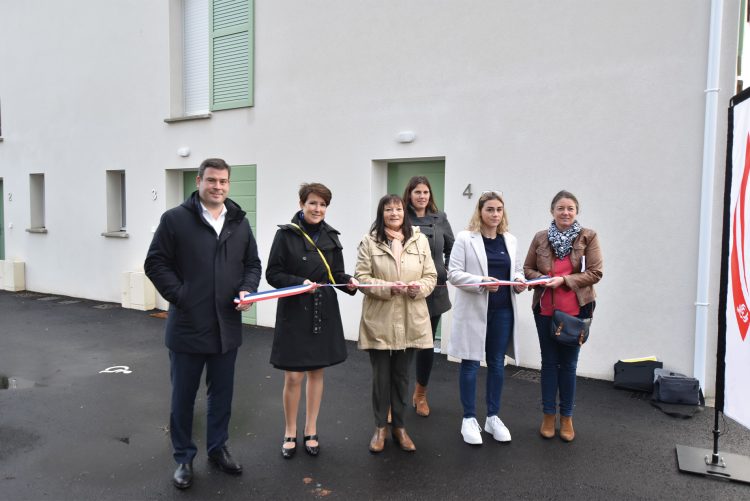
[1,290,749,500]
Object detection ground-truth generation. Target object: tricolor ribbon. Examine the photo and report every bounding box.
[233,276,552,305]
[234,283,316,305]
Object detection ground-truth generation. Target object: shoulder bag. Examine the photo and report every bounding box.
[549,283,591,347]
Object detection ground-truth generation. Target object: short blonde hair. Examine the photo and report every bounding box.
[467,191,508,234]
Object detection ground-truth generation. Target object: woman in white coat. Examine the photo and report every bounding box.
[447,191,525,445]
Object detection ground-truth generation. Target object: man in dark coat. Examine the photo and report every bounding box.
[145,158,262,489]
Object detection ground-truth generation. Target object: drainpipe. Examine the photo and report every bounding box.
[694,0,724,390]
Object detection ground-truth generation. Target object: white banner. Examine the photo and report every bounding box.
[724,96,750,429]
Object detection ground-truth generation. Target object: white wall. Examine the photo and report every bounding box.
[0,0,740,390]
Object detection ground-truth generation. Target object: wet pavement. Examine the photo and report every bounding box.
[0,289,749,500]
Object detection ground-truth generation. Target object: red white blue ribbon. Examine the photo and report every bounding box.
[234,283,316,305]
[233,277,551,305]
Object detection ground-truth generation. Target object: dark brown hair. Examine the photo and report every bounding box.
[370,195,413,243]
[299,182,332,205]
[402,176,438,214]
[198,158,231,178]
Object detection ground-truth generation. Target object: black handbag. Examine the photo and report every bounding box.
[551,310,591,346]
[548,287,591,347]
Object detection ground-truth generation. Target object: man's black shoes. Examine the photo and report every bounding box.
[172,447,240,489]
[208,445,243,475]
[173,463,193,489]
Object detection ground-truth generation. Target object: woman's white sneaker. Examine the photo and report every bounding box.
[485,415,511,442]
[461,417,483,445]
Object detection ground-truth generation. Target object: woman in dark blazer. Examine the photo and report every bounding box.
[266,183,358,458]
[403,176,454,417]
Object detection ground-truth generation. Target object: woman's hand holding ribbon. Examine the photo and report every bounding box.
[303,279,321,293]
[406,281,421,299]
[347,277,360,291]
[483,277,500,293]
[390,281,408,296]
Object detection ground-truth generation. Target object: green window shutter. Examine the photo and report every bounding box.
[210,0,253,110]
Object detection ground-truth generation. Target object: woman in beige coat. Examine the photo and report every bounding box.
[355,194,437,453]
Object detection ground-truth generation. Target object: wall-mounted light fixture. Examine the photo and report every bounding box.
[396,131,416,143]
[177,147,191,157]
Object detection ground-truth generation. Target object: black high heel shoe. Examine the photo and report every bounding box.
[304,434,320,456]
[281,437,297,459]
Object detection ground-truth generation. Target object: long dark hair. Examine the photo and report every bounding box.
[370,194,413,244]
[402,176,438,214]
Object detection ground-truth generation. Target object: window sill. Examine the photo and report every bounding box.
[26,227,47,234]
[163,113,212,124]
[101,231,129,239]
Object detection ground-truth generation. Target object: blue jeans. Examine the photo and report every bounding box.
[459,307,514,419]
[534,314,580,416]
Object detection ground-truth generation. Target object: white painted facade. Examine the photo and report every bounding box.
[0,1,742,392]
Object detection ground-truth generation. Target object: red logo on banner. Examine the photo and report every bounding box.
[730,134,750,340]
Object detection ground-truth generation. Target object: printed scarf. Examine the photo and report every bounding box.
[547,220,581,259]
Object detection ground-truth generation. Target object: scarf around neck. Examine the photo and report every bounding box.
[385,227,405,275]
[547,220,581,259]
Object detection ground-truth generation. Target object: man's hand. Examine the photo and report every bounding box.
[236,291,252,311]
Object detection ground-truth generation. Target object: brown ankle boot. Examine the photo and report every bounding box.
[368,427,387,453]
[540,413,556,439]
[559,416,575,442]
[391,427,416,452]
[412,383,430,417]
[539,414,557,438]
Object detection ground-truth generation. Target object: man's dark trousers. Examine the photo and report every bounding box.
[169,348,238,463]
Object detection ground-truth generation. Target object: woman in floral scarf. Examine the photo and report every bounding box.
[523,190,603,442]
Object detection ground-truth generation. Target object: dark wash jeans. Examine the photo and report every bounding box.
[459,307,514,419]
[533,301,593,416]
[534,313,581,417]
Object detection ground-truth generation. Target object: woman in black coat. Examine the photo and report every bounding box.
[403,176,455,417]
[266,183,358,459]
